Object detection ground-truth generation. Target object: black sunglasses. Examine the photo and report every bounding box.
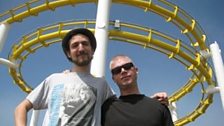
[111,62,134,75]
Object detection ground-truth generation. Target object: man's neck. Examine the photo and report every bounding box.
[71,65,90,73]
[120,88,140,96]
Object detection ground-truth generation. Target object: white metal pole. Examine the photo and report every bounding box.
[0,58,17,68]
[169,102,178,121]
[91,0,112,77]
[206,86,220,94]
[0,22,10,52]
[210,41,224,110]
[29,110,40,126]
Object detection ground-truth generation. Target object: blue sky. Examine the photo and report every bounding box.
[0,0,224,126]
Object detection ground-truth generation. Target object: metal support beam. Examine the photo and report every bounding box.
[0,22,10,52]
[210,41,224,110]
[91,0,111,77]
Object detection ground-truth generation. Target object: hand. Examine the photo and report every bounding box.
[63,69,70,74]
[151,92,169,106]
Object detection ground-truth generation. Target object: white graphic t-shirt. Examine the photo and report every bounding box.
[27,72,113,126]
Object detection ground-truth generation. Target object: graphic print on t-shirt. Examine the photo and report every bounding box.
[58,82,97,126]
[49,84,64,126]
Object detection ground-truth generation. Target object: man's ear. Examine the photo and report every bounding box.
[66,51,71,58]
[135,67,138,74]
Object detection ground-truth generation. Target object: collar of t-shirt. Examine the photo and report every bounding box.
[119,94,145,103]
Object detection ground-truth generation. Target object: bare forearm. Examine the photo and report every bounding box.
[14,99,33,126]
[15,106,28,126]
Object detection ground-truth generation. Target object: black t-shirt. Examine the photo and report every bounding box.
[101,94,174,126]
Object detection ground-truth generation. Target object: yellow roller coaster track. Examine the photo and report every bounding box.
[0,0,208,50]
[0,0,215,126]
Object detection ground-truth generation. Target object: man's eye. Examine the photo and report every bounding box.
[71,44,78,48]
[82,42,89,46]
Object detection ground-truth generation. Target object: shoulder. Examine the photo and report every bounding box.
[143,95,160,102]
[142,96,171,115]
[92,76,109,86]
[148,97,171,113]
[48,72,67,77]
[103,95,118,107]
[101,95,118,115]
[92,76,107,82]
[47,72,74,79]
[142,96,167,108]
[41,72,74,85]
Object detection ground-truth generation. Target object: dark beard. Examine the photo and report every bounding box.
[72,55,93,66]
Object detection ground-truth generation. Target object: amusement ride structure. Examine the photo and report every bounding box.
[0,0,223,126]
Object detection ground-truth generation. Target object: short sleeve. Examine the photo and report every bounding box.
[26,78,50,110]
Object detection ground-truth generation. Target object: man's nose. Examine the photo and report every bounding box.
[78,43,85,51]
[120,67,127,73]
